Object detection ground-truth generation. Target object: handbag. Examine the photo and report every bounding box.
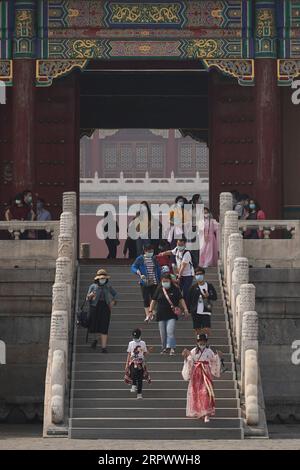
[162,287,182,317]
[76,299,89,328]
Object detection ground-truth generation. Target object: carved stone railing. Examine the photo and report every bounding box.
[0,221,60,263]
[239,220,300,268]
[80,171,209,196]
[219,192,260,429]
[43,192,77,436]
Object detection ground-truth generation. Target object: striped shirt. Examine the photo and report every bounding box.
[144,257,157,285]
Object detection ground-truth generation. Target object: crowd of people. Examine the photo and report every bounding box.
[232,191,266,239]
[104,194,220,267]
[85,242,224,423]
[2,189,51,239]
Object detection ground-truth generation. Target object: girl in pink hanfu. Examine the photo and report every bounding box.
[199,208,219,268]
[182,334,222,423]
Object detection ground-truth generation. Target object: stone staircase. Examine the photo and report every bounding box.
[69,263,243,439]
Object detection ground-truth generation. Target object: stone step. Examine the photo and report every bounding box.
[71,397,240,409]
[73,388,239,399]
[72,378,236,390]
[76,330,230,340]
[75,344,232,353]
[73,369,235,380]
[69,426,242,440]
[70,417,242,429]
[73,361,235,372]
[81,315,227,323]
[71,407,240,418]
[74,352,234,362]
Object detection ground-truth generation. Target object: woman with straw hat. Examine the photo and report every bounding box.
[86,268,118,352]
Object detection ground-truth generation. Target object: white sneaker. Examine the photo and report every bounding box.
[130,385,137,393]
[204,416,210,423]
[169,348,176,356]
[137,394,143,399]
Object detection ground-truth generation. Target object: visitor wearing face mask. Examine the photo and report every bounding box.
[86,269,117,352]
[22,189,35,220]
[182,333,223,423]
[36,198,52,239]
[244,199,266,239]
[158,237,194,303]
[199,207,219,268]
[131,244,161,322]
[36,198,51,221]
[124,328,151,399]
[167,196,191,249]
[149,274,189,356]
[5,194,31,221]
[187,266,217,337]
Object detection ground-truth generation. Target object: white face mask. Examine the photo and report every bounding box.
[99,279,107,285]
[177,245,185,251]
[198,344,206,350]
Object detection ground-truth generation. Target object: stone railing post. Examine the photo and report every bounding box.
[62,192,77,216]
[227,233,243,304]
[43,192,77,435]
[231,257,249,336]
[242,311,259,425]
[236,284,256,360]
[50,282,68,425]
[223,211,238,280]
[55,257,72,324]
[219,192,233,263]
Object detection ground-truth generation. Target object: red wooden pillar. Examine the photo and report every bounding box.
[12,59,36,194]
[166,128,177,176]
[255,60,282,219]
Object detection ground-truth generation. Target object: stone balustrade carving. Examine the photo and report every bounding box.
[231,257,249,335]
[223,211,238,276]
[51,349,66,425]
[219,192,233,262]
[239,220,297,239]
[236,284,256,360]
[43,192,77,435]
[242,311,259,425]
[0,221,59,240]
[227,233,243,304]
[63,192,77,216]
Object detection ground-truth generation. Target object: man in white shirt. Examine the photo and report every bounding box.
[158,237,194,302]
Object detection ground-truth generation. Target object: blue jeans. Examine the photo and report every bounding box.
[180,275,194,303]
[158,318,176,349]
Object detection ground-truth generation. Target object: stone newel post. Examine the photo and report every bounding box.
[236,284,256,360]
[242,311,259,425]
[231,257,249,335]
[219,192,233,263]
[223,211,238,280]
[227,233,243,303]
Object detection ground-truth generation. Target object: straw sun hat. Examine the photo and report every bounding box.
[94,269,110,281]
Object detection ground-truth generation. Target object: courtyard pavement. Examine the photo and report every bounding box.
[0,424,300,450]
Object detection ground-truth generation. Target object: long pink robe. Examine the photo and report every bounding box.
[199,218,219,267]
[182,347,221,419]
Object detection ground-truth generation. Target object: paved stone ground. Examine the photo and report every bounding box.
[0,425,300,450]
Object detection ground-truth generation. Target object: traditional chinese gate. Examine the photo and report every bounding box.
[1,1,300,218]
